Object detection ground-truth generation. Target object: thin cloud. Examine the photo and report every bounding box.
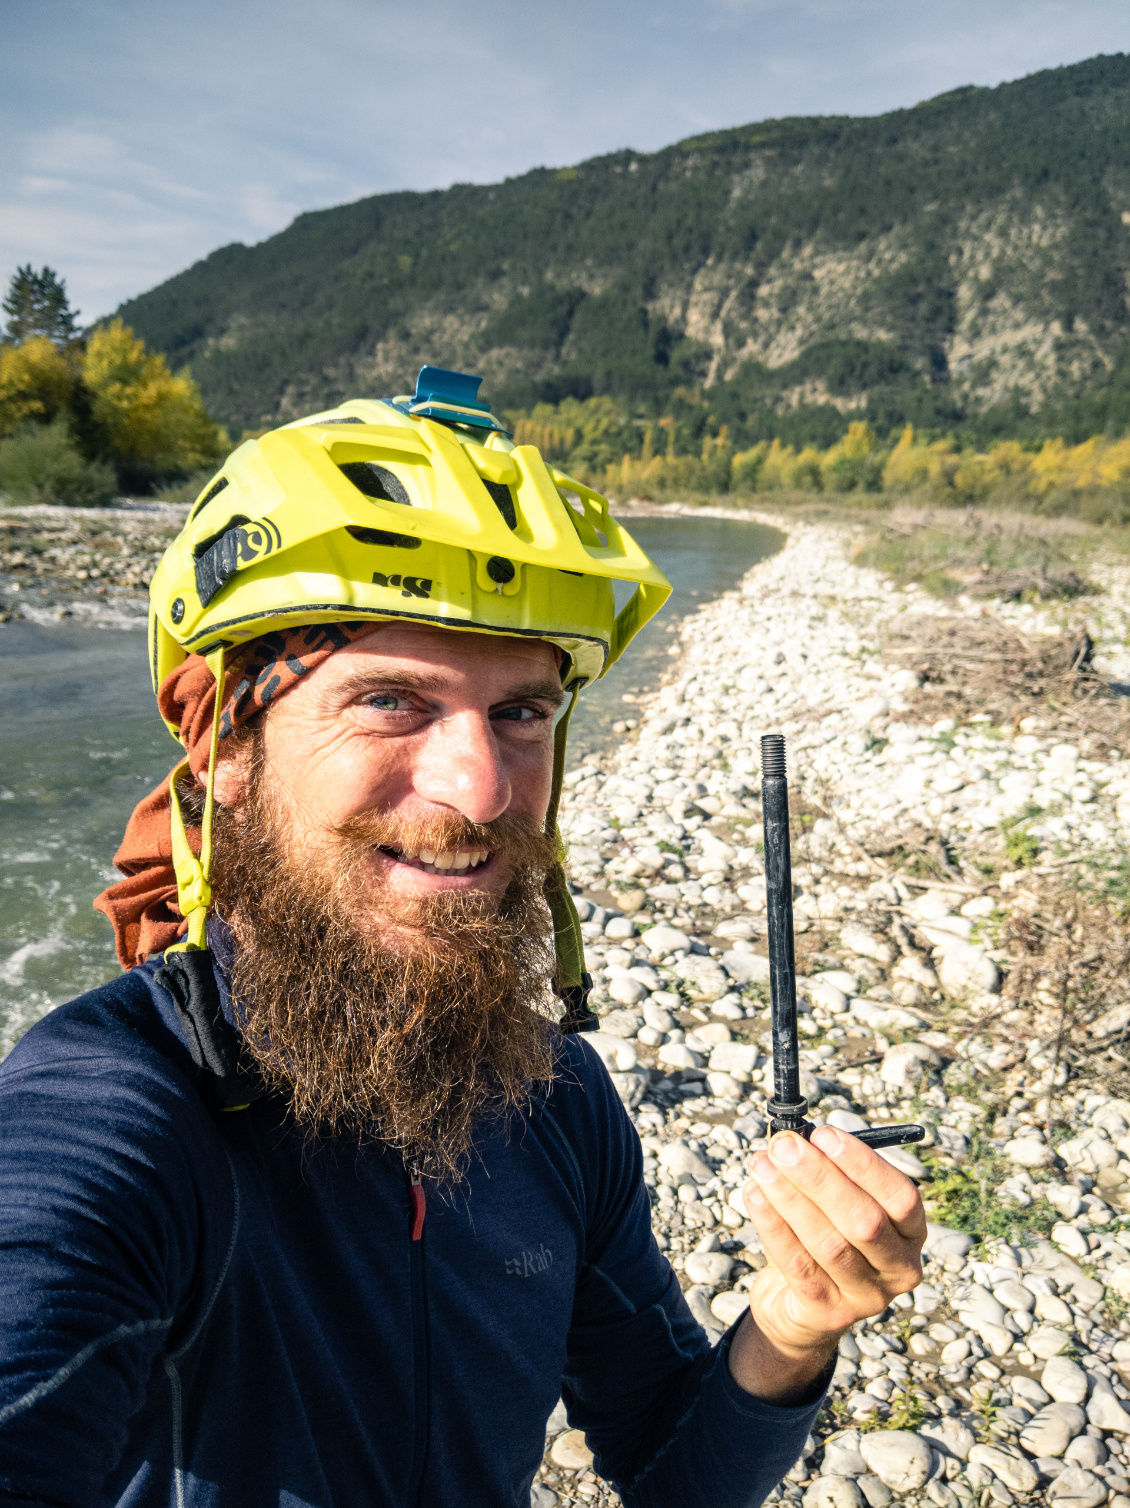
[1,0,1128,319]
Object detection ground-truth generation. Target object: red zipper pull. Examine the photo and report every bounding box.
[409,1164,426,1241]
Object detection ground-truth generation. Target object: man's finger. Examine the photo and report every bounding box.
[747,1152,906,1301]
[742,1179,840,1308]
[756,1133,923,1289]
[808,1126,926,1239]
[769,1126,924,1239]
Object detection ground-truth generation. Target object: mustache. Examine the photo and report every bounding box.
[333,809,559,874]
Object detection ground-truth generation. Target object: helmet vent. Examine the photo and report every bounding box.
[481,478,517,530]
[559,488,607,547]
[189,474,229,522]
[320,416,365,424]
[339,461,412,506]
[346,525,421,550]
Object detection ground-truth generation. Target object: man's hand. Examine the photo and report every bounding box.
[727,1125,926,1405]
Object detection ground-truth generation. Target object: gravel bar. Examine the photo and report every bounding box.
[538,516,1130,1507]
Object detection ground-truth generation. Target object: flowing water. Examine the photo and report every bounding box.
[0,513,781,1049]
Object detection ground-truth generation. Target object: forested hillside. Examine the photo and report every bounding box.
[116,54,1130,445]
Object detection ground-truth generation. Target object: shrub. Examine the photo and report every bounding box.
[822,421,884,492]
[153,468,217,505]
[758,438,824,491]
[882,425,957,496]
[732,442,768,491]
[0,421,117,507]
[1003,822,1041,869]
[925,1157,1056,1239]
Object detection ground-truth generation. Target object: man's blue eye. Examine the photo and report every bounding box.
[369,695,403,711]
[493,706,531,721]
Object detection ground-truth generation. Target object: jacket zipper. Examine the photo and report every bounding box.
[406,1162,429,1505]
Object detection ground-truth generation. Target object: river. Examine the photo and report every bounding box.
[0,512,781,1051]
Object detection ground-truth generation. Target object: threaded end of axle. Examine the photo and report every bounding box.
[761,733,786,778]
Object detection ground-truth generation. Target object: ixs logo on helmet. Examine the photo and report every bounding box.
[235,519,282,563]
[372,571,432,599]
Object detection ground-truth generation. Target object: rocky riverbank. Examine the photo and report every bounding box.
[0,502,183,627]
[535,517,1130,1507]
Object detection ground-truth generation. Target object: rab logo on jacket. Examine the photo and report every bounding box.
[505,1244,553,1278]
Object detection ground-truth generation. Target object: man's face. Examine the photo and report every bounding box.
[215,622,564,941]
[206,624,566,1172]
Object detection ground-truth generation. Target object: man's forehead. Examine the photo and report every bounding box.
[323,622,561,682]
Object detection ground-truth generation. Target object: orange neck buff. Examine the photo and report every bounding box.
[94,621,383,968]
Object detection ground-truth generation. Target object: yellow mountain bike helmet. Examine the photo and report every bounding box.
[149,367,671,1032]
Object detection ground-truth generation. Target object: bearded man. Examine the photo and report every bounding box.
[0,371,925,1508]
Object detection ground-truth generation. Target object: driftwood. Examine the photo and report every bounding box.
[958,567,1089,602]
[882,614,1129,749]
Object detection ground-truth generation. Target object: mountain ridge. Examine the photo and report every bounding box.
[116,53,1130,443]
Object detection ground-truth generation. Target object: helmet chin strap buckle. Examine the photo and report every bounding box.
[558,974,599,1035]
[155,949,263,1112]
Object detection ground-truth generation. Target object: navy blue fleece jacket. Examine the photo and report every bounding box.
[0,959,822,1507]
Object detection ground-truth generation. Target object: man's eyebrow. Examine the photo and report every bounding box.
[337,668,448,697]
[496,679,566,709]
[335,668,565,706]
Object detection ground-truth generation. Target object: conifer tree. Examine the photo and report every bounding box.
[2,265,81,348]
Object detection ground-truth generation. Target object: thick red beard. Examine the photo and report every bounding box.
[207,747,561,1183]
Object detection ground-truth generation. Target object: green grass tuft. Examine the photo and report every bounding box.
[923,1155,1058,1240]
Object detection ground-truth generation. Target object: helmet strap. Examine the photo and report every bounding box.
[544,682,597,1034]
[166,645,226,955]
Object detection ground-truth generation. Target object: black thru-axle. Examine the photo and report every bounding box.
[760,733,924,1151]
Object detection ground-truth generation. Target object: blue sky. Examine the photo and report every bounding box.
[2,0,1129,322]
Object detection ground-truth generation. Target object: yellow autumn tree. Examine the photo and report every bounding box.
[0,336,76,435]
[821,421,880,492]
[758,438,796,489]
[882,425,959,494]
[1095,437,1130,490]
[731,442,769,491]
[83,320,225,475]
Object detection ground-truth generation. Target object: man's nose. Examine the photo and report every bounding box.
[412,711,511,823]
